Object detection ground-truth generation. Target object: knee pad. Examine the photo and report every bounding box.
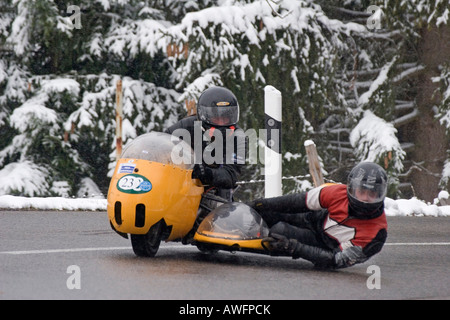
[269,222,290,236]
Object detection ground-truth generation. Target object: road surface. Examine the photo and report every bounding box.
[0,210,449,301]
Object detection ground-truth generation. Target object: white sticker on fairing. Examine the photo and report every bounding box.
[118,163,136,174]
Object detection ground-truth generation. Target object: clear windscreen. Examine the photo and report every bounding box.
[196,202,269,240]
[121,132,195,170]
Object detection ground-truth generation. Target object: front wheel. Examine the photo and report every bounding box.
[131,221,163,257]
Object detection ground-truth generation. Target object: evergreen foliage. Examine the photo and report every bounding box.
[0,0,448,200]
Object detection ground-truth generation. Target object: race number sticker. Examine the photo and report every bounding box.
[117,174,152,194]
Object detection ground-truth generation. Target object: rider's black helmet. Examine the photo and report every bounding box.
[197,87,239,127]
[347,162,388,219]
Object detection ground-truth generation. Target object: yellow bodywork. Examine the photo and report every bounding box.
[107,158,203,240]
[193,232,265,251]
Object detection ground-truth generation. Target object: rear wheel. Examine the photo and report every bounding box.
[131,221,163,257]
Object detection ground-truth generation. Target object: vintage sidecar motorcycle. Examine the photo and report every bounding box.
[107,132,270,257]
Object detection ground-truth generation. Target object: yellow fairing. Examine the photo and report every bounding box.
[107,158,203,240]
[193,233,265,250]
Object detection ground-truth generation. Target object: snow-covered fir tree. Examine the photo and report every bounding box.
[0,0,448,201]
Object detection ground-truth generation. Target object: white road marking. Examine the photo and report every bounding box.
[384,242,450,246]
[0,243,449,255]
[0,247,132,255]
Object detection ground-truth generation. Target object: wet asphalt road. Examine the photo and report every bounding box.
[0,210,449,300]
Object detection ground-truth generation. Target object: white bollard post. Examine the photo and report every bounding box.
[264,85,282,198]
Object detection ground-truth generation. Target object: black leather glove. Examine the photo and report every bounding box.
[192,164,213,185]
[262,233,299,256]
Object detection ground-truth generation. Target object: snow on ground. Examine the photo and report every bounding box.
[0,193,449,217]
[0,195,106,211]
[384,194,450,217]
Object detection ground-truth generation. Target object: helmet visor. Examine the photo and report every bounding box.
[199,105,239,126]
[348,178,387,204]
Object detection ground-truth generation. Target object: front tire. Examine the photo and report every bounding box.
[131,221,163,257]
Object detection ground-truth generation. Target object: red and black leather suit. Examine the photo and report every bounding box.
[249,184,388,268]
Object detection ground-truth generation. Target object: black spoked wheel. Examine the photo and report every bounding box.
[131,221,163,257]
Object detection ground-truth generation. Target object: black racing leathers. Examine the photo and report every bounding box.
[165,116,246,199]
